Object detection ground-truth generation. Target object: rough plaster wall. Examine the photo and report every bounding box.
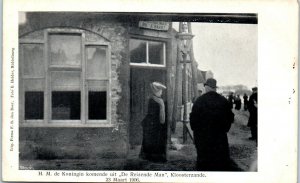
[19,13,130,160]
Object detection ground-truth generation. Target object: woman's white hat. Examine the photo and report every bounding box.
[150,82,166,95]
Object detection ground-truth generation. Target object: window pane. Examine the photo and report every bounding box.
[51,71,80,91]
[22,44,44,77]
[49,34,81,67]
[24,79,44,91]
[130,39,146,63]
[87,80,107,91]
[25,92,44,120]
[52,91,80,120]
[148,41,164,65]
[88,91,106,120]
[86,46,107,79]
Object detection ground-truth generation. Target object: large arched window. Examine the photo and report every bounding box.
[19,28,111,127]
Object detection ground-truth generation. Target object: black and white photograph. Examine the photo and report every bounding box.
[18,12,257,171]
[2,0,298,182]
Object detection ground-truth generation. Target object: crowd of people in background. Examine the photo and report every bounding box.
[227,92,250,111]
[225,88,258,142]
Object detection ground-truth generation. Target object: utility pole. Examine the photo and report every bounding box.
[176,22,194,143]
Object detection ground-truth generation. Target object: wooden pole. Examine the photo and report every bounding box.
[171,22,183,134]
[181,22,189,144]
[182,52,188,144]
[188,22,199,101]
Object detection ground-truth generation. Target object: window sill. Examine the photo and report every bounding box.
[130,63,166,69]
[19,122,116,128]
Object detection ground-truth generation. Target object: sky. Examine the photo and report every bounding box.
[174,22,257,89]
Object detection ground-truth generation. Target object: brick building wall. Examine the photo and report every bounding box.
[19,13,130,161]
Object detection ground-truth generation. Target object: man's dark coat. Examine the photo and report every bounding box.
[247,92,257,140]
[190,91,235,170]
[247,92,257,127]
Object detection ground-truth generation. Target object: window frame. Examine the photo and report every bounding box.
[19,28,112,127]
[129,38,166,68]
[19,40,46,125]
[84,42,111,124]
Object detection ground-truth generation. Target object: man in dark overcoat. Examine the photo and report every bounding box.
[190,78,237,171]
[228,92,234,109]
[234,95,241,110]
[243,93,248,111]
[247,87,258,141]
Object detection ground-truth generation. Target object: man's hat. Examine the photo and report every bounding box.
[204,78,217,89]
[252,87,258,91]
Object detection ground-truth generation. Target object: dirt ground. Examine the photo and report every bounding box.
[20,108,257,171]
[124,108,257,171]
[228,109,257,171]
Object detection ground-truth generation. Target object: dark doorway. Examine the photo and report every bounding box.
[129,68,166,146]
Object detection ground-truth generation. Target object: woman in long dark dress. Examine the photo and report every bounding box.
[140,82,167,162]
[234,95,241,110]
[243,93,248,111]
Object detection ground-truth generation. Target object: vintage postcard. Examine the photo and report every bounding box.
[2,0,298,182]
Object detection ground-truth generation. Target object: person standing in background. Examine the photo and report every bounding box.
[243,93,248,111]
[234,95,241,110]
[247,87,258,141]
[228,92,234,109]
[140,82,167,162]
